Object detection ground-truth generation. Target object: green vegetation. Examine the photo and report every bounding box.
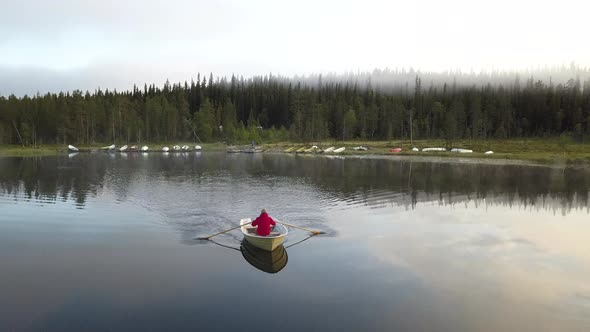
[1,74,589,149]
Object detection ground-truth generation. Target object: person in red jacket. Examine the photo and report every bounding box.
[251,209,276,236]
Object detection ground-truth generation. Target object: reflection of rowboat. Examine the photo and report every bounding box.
[240,241,288,274]
[240,218,288,251]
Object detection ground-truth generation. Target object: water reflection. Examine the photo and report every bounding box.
[1,153,588,215]
[1,153,590,331]
[240,241,288,274]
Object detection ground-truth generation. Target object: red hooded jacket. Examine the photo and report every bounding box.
[252,212,276,236]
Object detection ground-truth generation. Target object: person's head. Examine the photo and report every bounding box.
[261,208,267,214]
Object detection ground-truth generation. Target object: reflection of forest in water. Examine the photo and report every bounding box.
[1,153,589,214]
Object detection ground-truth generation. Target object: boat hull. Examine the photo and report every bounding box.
[240,218,287,252]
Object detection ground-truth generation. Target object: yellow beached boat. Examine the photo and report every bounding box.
[295,147,307,153]
[284,147,295,153]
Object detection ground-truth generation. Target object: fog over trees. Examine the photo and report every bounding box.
[1,66,590,146]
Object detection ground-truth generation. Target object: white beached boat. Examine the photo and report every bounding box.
[162,146,170,152]
[422,147,446,152]
[141,146,149,151]
[101,144,116,150]
[240,218,288,252]
[130,145,138,150]
[451,148,473,153]
[333,147,345,153]
[484,150,494,155]
[412,147,419,152]
[173,145,181,151]
[323,146,335,153]
[353,146,368,151]
[67,145,79,152]
[119,145,128,152]
[194,145,202,151]
[182,145,190,151]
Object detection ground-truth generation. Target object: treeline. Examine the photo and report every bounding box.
[1,73,589,146]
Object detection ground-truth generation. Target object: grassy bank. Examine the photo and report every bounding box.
[1,139,589,165]
[263,138,590,165]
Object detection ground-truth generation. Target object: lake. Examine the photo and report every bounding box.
[1,152,589,332]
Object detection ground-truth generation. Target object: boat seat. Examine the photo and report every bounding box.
[245,227,280,237]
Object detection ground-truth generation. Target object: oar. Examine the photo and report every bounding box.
[278,221,325,235]
[196,221,252,240]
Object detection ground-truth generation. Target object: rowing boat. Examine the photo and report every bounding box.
[390,147,402,153]
[333,147,345,153]
[451,148,473,153]
[119,145,128,152]
[240,218,288,252]
[422,147,446,152]
[284,147,295,153]
[67,145,79,152]
[295,147,306,153]
[323,146,335,153]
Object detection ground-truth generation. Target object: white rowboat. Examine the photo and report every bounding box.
[182,145,190,151]
[194,145,202,150]
[485,151,494,155]
[240,218,288,252]
[101,144,115,150]
[323,146,335,153]
[67,145,79,152]
[451,148,473,153]
[422,147,446,152]
[333,147,345,153]
[119,145,128,152]
[141,146,149,151]
[162,146,170,152]
[173,145,181,151]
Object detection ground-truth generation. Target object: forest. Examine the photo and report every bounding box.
[1,72,589,146]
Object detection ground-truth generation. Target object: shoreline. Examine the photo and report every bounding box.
[1,140,589,167]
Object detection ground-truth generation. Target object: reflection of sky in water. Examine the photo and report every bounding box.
[0,153,589,331]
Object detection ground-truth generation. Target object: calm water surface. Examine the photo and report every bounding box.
[1,152,589,331]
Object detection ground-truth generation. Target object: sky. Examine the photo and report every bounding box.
[1,0,589,95]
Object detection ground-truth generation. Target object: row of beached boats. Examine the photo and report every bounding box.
[67,144,202,153]
[388,147,494,154]
[281,145,494,155]
[284,146,347,154]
